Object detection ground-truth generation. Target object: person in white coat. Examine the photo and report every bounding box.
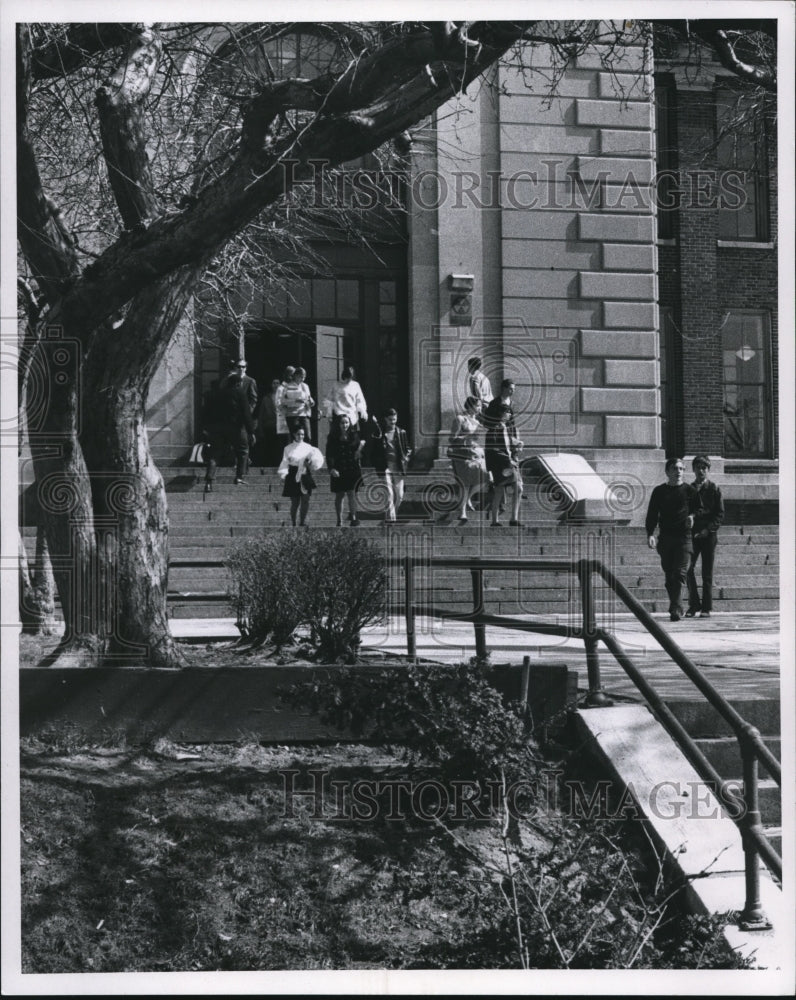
[278,427,325,526]
[323,365,367,434]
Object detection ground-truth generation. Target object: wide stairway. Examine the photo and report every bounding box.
[163,466,780,621]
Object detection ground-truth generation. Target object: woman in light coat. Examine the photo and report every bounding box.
[448,396,487,522]
[279,366,315,442]
[278,427,325,526]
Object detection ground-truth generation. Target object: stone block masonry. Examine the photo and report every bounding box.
[498,52,658,450]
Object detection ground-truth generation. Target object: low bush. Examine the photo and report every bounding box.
[226,529,387,660]
[225,535,303,646]
[285,661,538,785]
[284,666,754,970]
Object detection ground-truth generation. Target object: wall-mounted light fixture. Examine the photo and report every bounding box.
[448,274,474,326]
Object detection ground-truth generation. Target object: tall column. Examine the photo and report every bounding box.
[498,38,661,465]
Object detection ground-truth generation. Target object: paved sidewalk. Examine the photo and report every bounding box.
[171,611,782,703]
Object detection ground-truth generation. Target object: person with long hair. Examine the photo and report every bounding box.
[326,413,364,526]
[279,365,315,442]
[448,395,487,522]
[278,427,325,526]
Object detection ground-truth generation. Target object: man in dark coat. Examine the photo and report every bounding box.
[685,454,724,618]
[222,358,258,417]
[645,458,698,621]
[226,373,257,484]
[201,374,256,490]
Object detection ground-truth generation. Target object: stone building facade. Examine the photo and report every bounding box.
[144,32,778,514]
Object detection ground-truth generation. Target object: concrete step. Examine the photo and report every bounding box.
[170,572,779,605]
[155,518,781,541]
[162,546,780,574]
[167,596,778,620]
[664,697,782,837]
[666,698,781,737]
[691,736,782,780]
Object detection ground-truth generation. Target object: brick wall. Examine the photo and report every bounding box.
[658,86,778,459]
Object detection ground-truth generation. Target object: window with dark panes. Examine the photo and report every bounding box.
[716,87,770,241]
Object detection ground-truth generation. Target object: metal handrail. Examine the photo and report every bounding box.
[394,553,781,929]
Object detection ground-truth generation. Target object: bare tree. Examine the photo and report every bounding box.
[16,20,776,668]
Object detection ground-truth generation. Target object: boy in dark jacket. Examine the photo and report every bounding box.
[370,409,412,522]
[645,458,698,621]
[685,455,724,618]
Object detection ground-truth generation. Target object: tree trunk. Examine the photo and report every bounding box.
[19,527,57,635]
[77,266,202,669]
[28,333,106,666]
[80,380,184,668]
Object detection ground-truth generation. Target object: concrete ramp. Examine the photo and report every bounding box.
[530,452,628,522]
[576,705,784,970]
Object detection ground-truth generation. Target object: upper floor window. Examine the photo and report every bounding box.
[716,86,770,241]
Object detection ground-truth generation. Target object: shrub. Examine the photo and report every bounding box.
[225,534,304,647]
[289,529,388,662]
[225,529,387,659]
[286,662,538,785]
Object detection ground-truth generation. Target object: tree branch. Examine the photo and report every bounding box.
[703,28,776,91]
[47,22,530,335]
[16,25,80,304]
[95,23,163,229]
[657,19,776,92]
[29,23,136,80]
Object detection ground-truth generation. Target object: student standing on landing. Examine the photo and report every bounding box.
[686,454,724,619]
[645,458,697,622]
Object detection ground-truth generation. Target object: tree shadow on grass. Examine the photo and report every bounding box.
[21,752,508,972]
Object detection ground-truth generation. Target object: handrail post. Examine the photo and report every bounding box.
[404,555,416,661]
[471,567,488,664]
[578,559,612,707]
[738,726,772,930]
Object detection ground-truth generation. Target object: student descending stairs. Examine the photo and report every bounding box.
[159,466,780,621]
